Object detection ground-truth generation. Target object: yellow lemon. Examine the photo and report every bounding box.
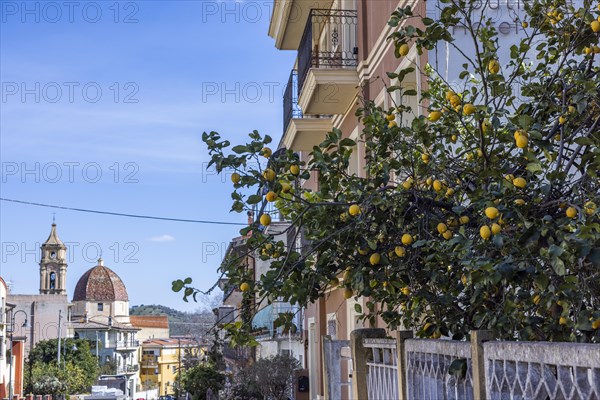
[263,168,276,181]
[566,207,577,218]
[584,201,596,215]
[231,172,241,184]
[463,103,476,115]
[289,164,300,175]
[445,90,455,100]
[592,319,600,330]
[403,177,414,189]
[386,114,396,121]
[265,191,278,202]
[433,180,443,192]
[446,188,455,197]
[261,147,272,158]
[491,223,502,235]
[281,182,292,193]
[388,120,397,128]
[514,199,526,206]
[513,177,527,189]
[401,287,411,296]
[516,135,528,149]
[442,230,453,240]
[451,134,458,142]
[568,105,576,114]
[461,274,468,285]
[437,223,448,234]
[349,204,361,216]
[522,21,529,28]
[394,246,406,257]
[459,216,469,224]
[369,253,381,266]
[559,316,568,325]
[426,177,433,187]
[428,111,442,122]
[488,59,500,74]
[343,288,354,299]
[533,294,541,305]
[559,115,567,125]
[485,207,499,219]
[399,43,410,56]
[450,95,461,107]
[260,214,272,226]
[423,322,433,331]
[514,130,527,140]
[240,282,250,292]
[480,225,492,240]
[591,20,600,32]
[422,153,430,164]
[329,277,340,286]
[401,233,414,246]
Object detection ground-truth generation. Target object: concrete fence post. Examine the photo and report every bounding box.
[396,330,413,400]
[35,395,42,400]
[471,330,495,400]
[350,328,386,400]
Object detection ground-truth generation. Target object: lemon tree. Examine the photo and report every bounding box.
[175,0,600,342]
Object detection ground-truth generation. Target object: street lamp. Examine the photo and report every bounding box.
[8,309,29,399]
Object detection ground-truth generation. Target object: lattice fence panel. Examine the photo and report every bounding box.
[405,339,474,400]
[485,342,600,400]
[364,338,398,400]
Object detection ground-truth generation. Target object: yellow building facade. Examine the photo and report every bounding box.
[140,338,202,396]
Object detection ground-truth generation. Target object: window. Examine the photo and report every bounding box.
[49,272,56,290]
[97,303,103,311]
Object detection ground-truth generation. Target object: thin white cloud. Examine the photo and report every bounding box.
[149,234,176,242]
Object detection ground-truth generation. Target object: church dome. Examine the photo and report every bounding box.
[73,259,128,302]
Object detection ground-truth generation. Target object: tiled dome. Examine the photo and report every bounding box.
[73,259,128,302]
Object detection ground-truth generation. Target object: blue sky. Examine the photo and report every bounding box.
[0,0,295,311]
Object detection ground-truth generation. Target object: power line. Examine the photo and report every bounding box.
[0,197,246,226]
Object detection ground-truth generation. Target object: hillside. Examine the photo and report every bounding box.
[130,304,215,338]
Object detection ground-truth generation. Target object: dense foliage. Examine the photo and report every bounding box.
[180,363,225,400]
[176,0,600,343]
[25,338,99,395]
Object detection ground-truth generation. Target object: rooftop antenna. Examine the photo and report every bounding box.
[52,212,56,223]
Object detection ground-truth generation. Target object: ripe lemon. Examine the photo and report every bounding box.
[592,319,600,330]
[329,277,340,286]
[437,223,448,234]
[442,230,453,240]
[522,21,529,28]
[343,269,351,281]
[463,103,476,115]
[423,322,433,331]
[401,287,411,296]
[533,294,541,305]
[584,201,597,215]
[450,95,461,107]
[240,282,250,292]
[394,246,406,257]
[559,317,568,325]
[485,207,499,219]
[451,135,458,142]
[480,225,492,240]
[231,172,241,184]
[403,177,414,189]
[482,120,491,134]
[386,114,396,121]
[260,214,272,226]
[388,120,397,128]
[514,199,526,206]
[488,60,500,74]
[559,115,567,125]
[566,207,577,218]
[422,154,430,164]
[491,223,502,235]
[428,111,442,122]
[433,180,443,192]
[265,191,278,202]
[399,43,410,56]
[358,248,368,255]
[281,182,292,193]
[263,168,276,181]
[591,20,600,32]
[349,204,361,216]
[369,253,381,265]
[446,188,455,197]
[401,233,414,246]
[461,274,468,285]
[568,105,576,114]
[426,177,433,187]
[516,135,528,149]
[459,216,469,224]
[513,177,526,189]
[343,288,354,299]
[445,90,455,100]
[261,147,272,158]
[289,164,300,175]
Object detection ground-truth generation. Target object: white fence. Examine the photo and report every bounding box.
[348,329,600,400]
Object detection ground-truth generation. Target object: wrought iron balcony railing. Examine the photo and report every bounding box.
[283,69,303,133]
[298,9,359,97]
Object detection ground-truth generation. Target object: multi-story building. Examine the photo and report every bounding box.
[267,1,428,398]
[139,338,202,396]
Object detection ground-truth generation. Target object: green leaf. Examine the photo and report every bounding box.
[354,303,362,313]
[448,359,467,379]
[231,145,249,154]
[247,194,262,204]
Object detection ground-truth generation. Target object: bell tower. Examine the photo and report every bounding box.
[40,223,67,295]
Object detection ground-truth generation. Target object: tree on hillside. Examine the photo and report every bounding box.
[175,0,600,343]
[25,338,99,395]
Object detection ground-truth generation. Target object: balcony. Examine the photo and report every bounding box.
[268,0,335,50]
[282,69,333,151]
[116,364,139,375]
[298,9,359,115]
[115,339,139,351]
[222,343,252,361]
